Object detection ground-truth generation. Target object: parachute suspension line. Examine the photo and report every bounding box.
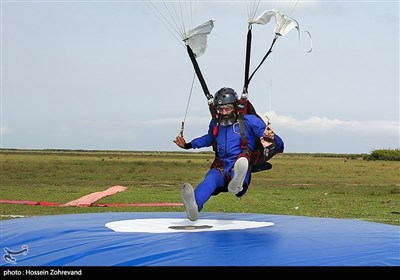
[246,0,261,23]
[143,1,185,47]
[179,72,196,136]
[268,79,272,113]
[173,0,196,37]
[265,55,274,124]
[185,0,198,32]
[167,1,199,38]
[243,0,263,98]
[143,1,199,49]
[283,0,300,18]
[164,1,186,36]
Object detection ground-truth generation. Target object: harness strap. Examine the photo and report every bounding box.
[243,25,252,91]
[236,97,250,158]
[238,117,248,152]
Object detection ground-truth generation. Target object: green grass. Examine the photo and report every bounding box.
[1,149,399,225]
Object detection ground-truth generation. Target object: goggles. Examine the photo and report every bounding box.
[216,104,235,113]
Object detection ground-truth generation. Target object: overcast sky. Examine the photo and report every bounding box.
[1,0,399,154]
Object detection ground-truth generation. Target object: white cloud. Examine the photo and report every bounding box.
[263,111,399,136]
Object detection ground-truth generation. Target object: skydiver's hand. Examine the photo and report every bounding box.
[260,136,276,150]
[173,134,187,149]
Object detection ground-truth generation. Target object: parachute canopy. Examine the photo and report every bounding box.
[183,20,214,58]
[250,9,299,37]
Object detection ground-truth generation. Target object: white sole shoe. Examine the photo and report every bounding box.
[228,157,248,194]
[180,183,199,221]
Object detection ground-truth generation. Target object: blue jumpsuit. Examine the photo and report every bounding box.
[190,114,279,211]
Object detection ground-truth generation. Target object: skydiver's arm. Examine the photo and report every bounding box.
[247,114,276,149]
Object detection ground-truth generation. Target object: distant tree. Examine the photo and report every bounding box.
[364,148,400,161]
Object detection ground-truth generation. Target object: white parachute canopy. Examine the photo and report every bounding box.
[183,20,214,57]
[251,9,299,37]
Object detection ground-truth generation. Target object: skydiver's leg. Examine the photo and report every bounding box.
[194,168,224,212]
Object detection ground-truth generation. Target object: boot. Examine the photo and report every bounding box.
[180,183,199,221]
[228,157,248,194]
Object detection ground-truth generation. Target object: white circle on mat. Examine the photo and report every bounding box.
[105,218,274,233]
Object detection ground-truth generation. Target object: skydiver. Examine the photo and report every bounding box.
[173,87,284,221]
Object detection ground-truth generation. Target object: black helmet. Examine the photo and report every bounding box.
[213,87,238,106]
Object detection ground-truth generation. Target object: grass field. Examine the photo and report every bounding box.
[1,149,399,225]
